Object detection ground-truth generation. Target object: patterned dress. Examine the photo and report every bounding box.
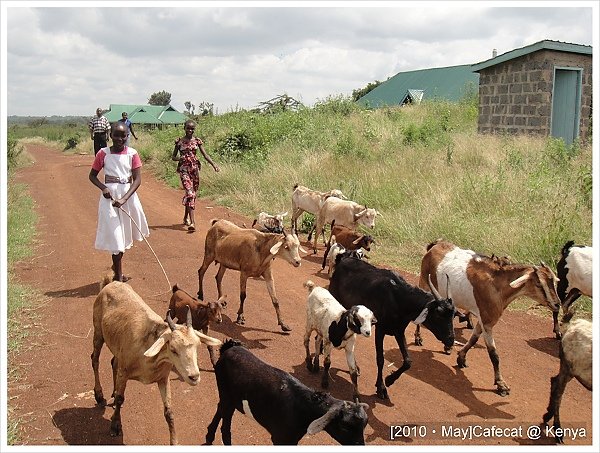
[92,146,150,254]
[175,137,203,209]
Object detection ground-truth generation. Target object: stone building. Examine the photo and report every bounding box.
[472,40,592,145]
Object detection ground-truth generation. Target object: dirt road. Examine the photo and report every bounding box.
[8,144,593,448]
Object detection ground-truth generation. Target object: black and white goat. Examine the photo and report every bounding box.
[205,339,369,445]
[303,280,376,401]
[553,240,593,338]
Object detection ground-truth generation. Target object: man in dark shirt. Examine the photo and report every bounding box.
[88,107,111,155]
[119,112,138,146]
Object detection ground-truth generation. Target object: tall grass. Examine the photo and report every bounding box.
[7,153,40,444]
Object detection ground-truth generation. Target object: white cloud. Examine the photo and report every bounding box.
[2,2,596,116]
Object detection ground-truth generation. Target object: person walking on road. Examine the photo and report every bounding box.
[89,107,111,156]
[119,111,138,146]
[89,121,149,283]
[171,119,220,232]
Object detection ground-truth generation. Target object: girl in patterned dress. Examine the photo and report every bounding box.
[172,120,220,231]
[89,122,150,282]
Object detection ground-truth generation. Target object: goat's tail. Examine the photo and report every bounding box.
[220,338,244,354]
[210,218,220,226]
[303,280,316,293]
[99,271,113,292]
[172,284,179,293]
[293,183,299,190]
[561,240,575,258]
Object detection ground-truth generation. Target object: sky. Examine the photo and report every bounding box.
[1,1,597,117]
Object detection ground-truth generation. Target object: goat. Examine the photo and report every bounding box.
[91,276,221,444]
[543,310,592,443]
[553,240,592,338]
[252,211,288,234]
[197,219,306,332]
[418,239,560,396]
[329,254,455,400]
[290,184,347,236]
[205,339,369,445]
[313,197,379,254]
[322,220,374,271]
[323,240,367,278]
[303,280,376,401]
[168,284,228,366]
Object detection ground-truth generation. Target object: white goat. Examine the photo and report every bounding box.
[290,184,347,235]
[303,280,376,401]
[543,311,592,443]
[313,197,379,254]
[91,276,222,444]
[252,211,288,233]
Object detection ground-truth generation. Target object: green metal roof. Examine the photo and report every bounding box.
[357,64,479,108]
[472,40,592,72]
[104,104,187,125]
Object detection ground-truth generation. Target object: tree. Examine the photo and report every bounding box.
[148,90,172,106]
[184,101,195,115]
[198,101,214,116]
[352,80,386,101]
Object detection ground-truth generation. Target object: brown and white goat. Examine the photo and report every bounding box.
[197,219,307,332]
[169,284,227,366]
[417,239,560,396]
[322,220,374,271]
[91,276,221,444]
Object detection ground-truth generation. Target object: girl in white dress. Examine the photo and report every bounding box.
[89,122,149,282]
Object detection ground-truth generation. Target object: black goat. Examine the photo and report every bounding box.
[329,254,455,400]
[205,339,369,445]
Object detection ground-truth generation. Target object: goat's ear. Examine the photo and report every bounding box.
[413,307,429,325]
[352,236,364,245]
[280,211,288,217]
[307,404,341,435]
[376,211,383,217]
[509,271,532,288]
[298,245,309,254]
[194,331,222,346]
[269,240,284,255]
[354,209,367,220]
[144,333,170,357]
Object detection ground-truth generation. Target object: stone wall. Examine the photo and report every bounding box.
[477,50,592,142]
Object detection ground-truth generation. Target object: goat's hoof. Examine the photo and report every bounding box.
[384,374,397,387]
[496,385,510,397]
[376,387,388,400]
[414,338,423,346]
[110,423,122,437]
[457,356,467,368]
[280,323,292,332]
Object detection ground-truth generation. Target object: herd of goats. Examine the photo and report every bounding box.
[90,184,593,446]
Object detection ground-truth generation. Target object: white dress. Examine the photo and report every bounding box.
[95,147,150,254]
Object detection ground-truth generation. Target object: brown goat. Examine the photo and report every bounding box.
[91,275,221,444]
[168,284,228,366]
[322,220,375,270]
[197,219,307,332]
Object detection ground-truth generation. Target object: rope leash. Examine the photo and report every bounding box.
[115,204,172,291]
